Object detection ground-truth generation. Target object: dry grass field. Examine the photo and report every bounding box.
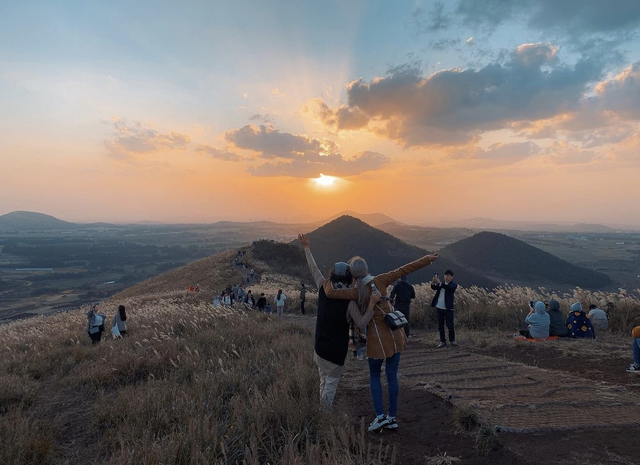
[1,271,639,464]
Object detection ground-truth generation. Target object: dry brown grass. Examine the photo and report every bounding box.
[0,294,390,464]
[412,284,640,335]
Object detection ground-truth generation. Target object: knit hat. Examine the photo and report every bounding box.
[570,302,583,311]
[333,262,349,277]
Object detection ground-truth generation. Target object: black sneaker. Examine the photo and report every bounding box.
[384,418,398,430]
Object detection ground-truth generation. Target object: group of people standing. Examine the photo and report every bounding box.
[298,233,440,432]
[86,304,127,343]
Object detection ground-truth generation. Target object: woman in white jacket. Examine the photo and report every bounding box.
[274,289,286,317]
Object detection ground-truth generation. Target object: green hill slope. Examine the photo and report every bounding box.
[441,231,614,290]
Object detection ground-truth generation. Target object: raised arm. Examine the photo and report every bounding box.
[347,290,381,331]
[298,234,325,289]
[376,253,439,288]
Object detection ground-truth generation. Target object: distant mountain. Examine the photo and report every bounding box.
[441,217,617,233]
[302,216,496,288]
[441,231,614,290]
[0,211,77,232]
[319,211,402,227]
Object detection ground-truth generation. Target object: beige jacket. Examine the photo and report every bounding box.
[322,254,435,359]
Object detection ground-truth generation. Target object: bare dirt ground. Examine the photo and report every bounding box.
[330,326,640,465]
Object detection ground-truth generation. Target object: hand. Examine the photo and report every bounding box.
[369,290,383,307]
[428,253,439,261]
[298,234,310,249]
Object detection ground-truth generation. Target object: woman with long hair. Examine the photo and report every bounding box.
[310,242,438,432]
[274,289,286,317]
[112,304,128,337]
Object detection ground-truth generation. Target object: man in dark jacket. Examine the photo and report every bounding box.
[431,270,458,348]
[390,275,416,339]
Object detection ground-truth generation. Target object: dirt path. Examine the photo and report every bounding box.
[332,327,640,465]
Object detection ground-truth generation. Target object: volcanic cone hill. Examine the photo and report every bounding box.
[0,211,77,232]
[440,231,614,290]
[301,216,497,288]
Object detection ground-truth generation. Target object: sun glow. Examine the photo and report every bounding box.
[314,173,336,186]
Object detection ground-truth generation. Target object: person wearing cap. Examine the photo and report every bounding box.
[566,302,596,339]
[300,235,438,432]
[298,234,380,409]
[390,275,416,340]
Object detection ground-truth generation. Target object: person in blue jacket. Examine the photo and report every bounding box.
[431,270,458,348]
[520,301,550,339]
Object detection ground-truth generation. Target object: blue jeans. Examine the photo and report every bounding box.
[368,352,401,417]
[634,338,640,365]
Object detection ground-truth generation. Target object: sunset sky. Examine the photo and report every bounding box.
[2,1,640,226]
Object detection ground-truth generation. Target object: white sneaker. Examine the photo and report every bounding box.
[627,364,640,373]
[368,414,390,432]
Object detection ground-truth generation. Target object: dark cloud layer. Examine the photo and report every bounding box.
[312,44,604,147]
[248,151,389,178]
[224,124,389,177]
[456,0,640,38]
[225,124,336,159]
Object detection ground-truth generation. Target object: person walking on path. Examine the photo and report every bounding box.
[274,290,286,317]
[300,284,306,315]
[298,234,379,409]
[431,270,458,348]
[390,276,415,340]
[256,293,267,312]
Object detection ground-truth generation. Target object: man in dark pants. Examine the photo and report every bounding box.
[431,270,458,348]
[300,284,306,315]
[390,275,415,340]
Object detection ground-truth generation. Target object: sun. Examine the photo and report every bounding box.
[314,173,336,186]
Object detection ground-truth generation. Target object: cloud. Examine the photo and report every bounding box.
[447,141,540,165]
[225,124,337,159]
[249,113,275,124]
[543,141,599,165]
[466,37,474,45]
[249,151,389,178]
[195,145,242,162]
[595,62,640,120]
[104,118,191,159]
[271,87,286,97]
[309,44,604,147]
[456,0,640,38]
[431,38,461,51]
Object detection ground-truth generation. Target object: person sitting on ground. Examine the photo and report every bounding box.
[87,304,106,344]
[588,304,609,332]
[547,299,568,337]
[256,293,266,312]
[520,301,550,339]
[627,320,640,373]
[566,302,596,339]
[112,304,128,337]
